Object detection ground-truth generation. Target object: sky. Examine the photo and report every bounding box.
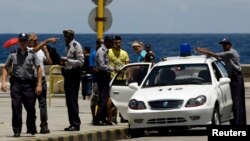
[1,0,250,34]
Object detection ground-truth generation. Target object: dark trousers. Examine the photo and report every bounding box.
[96,70,110,122]
[230,73,247,125]
[10,82,36,134]
[64,71,81,128]
[36,78,48,128]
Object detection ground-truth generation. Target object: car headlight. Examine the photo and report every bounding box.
[128,99,146,110]
[185,95,206,107]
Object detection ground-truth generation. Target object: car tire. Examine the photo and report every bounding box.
[211,106,221,125]
[129,128,144,138]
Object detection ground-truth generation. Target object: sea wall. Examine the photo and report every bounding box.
[0,64,250,82]
[241,64,250,82]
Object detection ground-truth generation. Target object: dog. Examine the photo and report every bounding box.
[107,97,117,125]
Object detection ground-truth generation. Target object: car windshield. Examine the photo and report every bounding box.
[142,64,211,87]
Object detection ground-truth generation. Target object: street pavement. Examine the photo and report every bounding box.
[0,83,250,141]
[0,95,128,141]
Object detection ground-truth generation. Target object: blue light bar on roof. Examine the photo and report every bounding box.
[180,43,191,57]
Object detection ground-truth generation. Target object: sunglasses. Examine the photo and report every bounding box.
[19,39,28,42]
[30,39,38,42]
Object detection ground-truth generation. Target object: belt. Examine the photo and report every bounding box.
[11,76,34,84]
[229,71,242,79]
[81,74,92,77]
[232,71,241,76]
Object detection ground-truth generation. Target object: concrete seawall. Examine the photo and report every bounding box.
[1,64,250,82]
[241,64,250,82]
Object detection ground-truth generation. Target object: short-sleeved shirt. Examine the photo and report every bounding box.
[216,48,241,74]
[108,48,129,78]
[137,50,147,62]
[5,48,40,80]
[89,51,97,82]
[95,44,110,71]
[64,39,84,70]
[27,47,46,76]
[89,51,96,68]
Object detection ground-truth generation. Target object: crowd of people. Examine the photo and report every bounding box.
[0,30,247,137]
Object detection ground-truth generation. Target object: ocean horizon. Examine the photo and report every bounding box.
[1,33,250,64]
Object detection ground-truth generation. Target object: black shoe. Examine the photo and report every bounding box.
[92,120,105,126]
[13,133,20,137]
[30,130,37,135]
[40,126,50,134]
[64,126,80,131]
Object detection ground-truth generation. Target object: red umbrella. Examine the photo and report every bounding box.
[3,37,19,48]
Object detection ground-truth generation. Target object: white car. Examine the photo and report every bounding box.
[110,55,233,136]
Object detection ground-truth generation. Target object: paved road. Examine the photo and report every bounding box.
[117,85,250,141]
[0,96,128,141]
[0,83,249,141]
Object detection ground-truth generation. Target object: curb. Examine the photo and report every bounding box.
[16,127,128,141]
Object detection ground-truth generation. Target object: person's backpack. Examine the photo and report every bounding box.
[45,45,61,65]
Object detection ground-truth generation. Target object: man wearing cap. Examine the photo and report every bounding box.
[1,33,42,137]
[132,41,147,62]
[93,36,114,125]
[61,29,84,131]
[196,38,246,125]
[144,52,156,65]
[145,43,155,55]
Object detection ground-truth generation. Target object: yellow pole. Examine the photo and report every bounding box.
[97,0,104,39]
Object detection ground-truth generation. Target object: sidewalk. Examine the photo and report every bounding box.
[0,96,128,141]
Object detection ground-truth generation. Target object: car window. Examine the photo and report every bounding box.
[142,64,211,87]
[112,64,150,86]
[212,62,222,81]
[214,61,229,78]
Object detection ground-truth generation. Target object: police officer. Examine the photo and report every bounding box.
[61,29,84,131]
[93,36,114,125]
[196,38,246,125]
[1,33,42,137]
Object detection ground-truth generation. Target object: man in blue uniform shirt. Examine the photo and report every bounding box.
[1,33,42,137]
[196,38,246,125]
[61,29,84,131]
[93,36,114,125]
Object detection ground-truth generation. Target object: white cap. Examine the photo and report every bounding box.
[132,41,141,47]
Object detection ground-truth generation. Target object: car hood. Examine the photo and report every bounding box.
[132,85,212,101]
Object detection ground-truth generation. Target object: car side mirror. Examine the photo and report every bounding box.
[129,82,139,90]
[218,77,231,86]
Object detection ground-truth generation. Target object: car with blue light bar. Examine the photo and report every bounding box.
[110,46,233,137]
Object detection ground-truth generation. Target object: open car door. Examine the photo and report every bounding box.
[110,63,152,120]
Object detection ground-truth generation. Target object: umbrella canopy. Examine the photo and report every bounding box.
[3,37,19,48]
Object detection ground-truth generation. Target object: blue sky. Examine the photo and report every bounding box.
[1,0,250,34]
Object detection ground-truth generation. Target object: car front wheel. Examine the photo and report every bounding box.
[211,106,221,125]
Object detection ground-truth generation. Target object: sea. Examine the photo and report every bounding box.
[1,33,250,64]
